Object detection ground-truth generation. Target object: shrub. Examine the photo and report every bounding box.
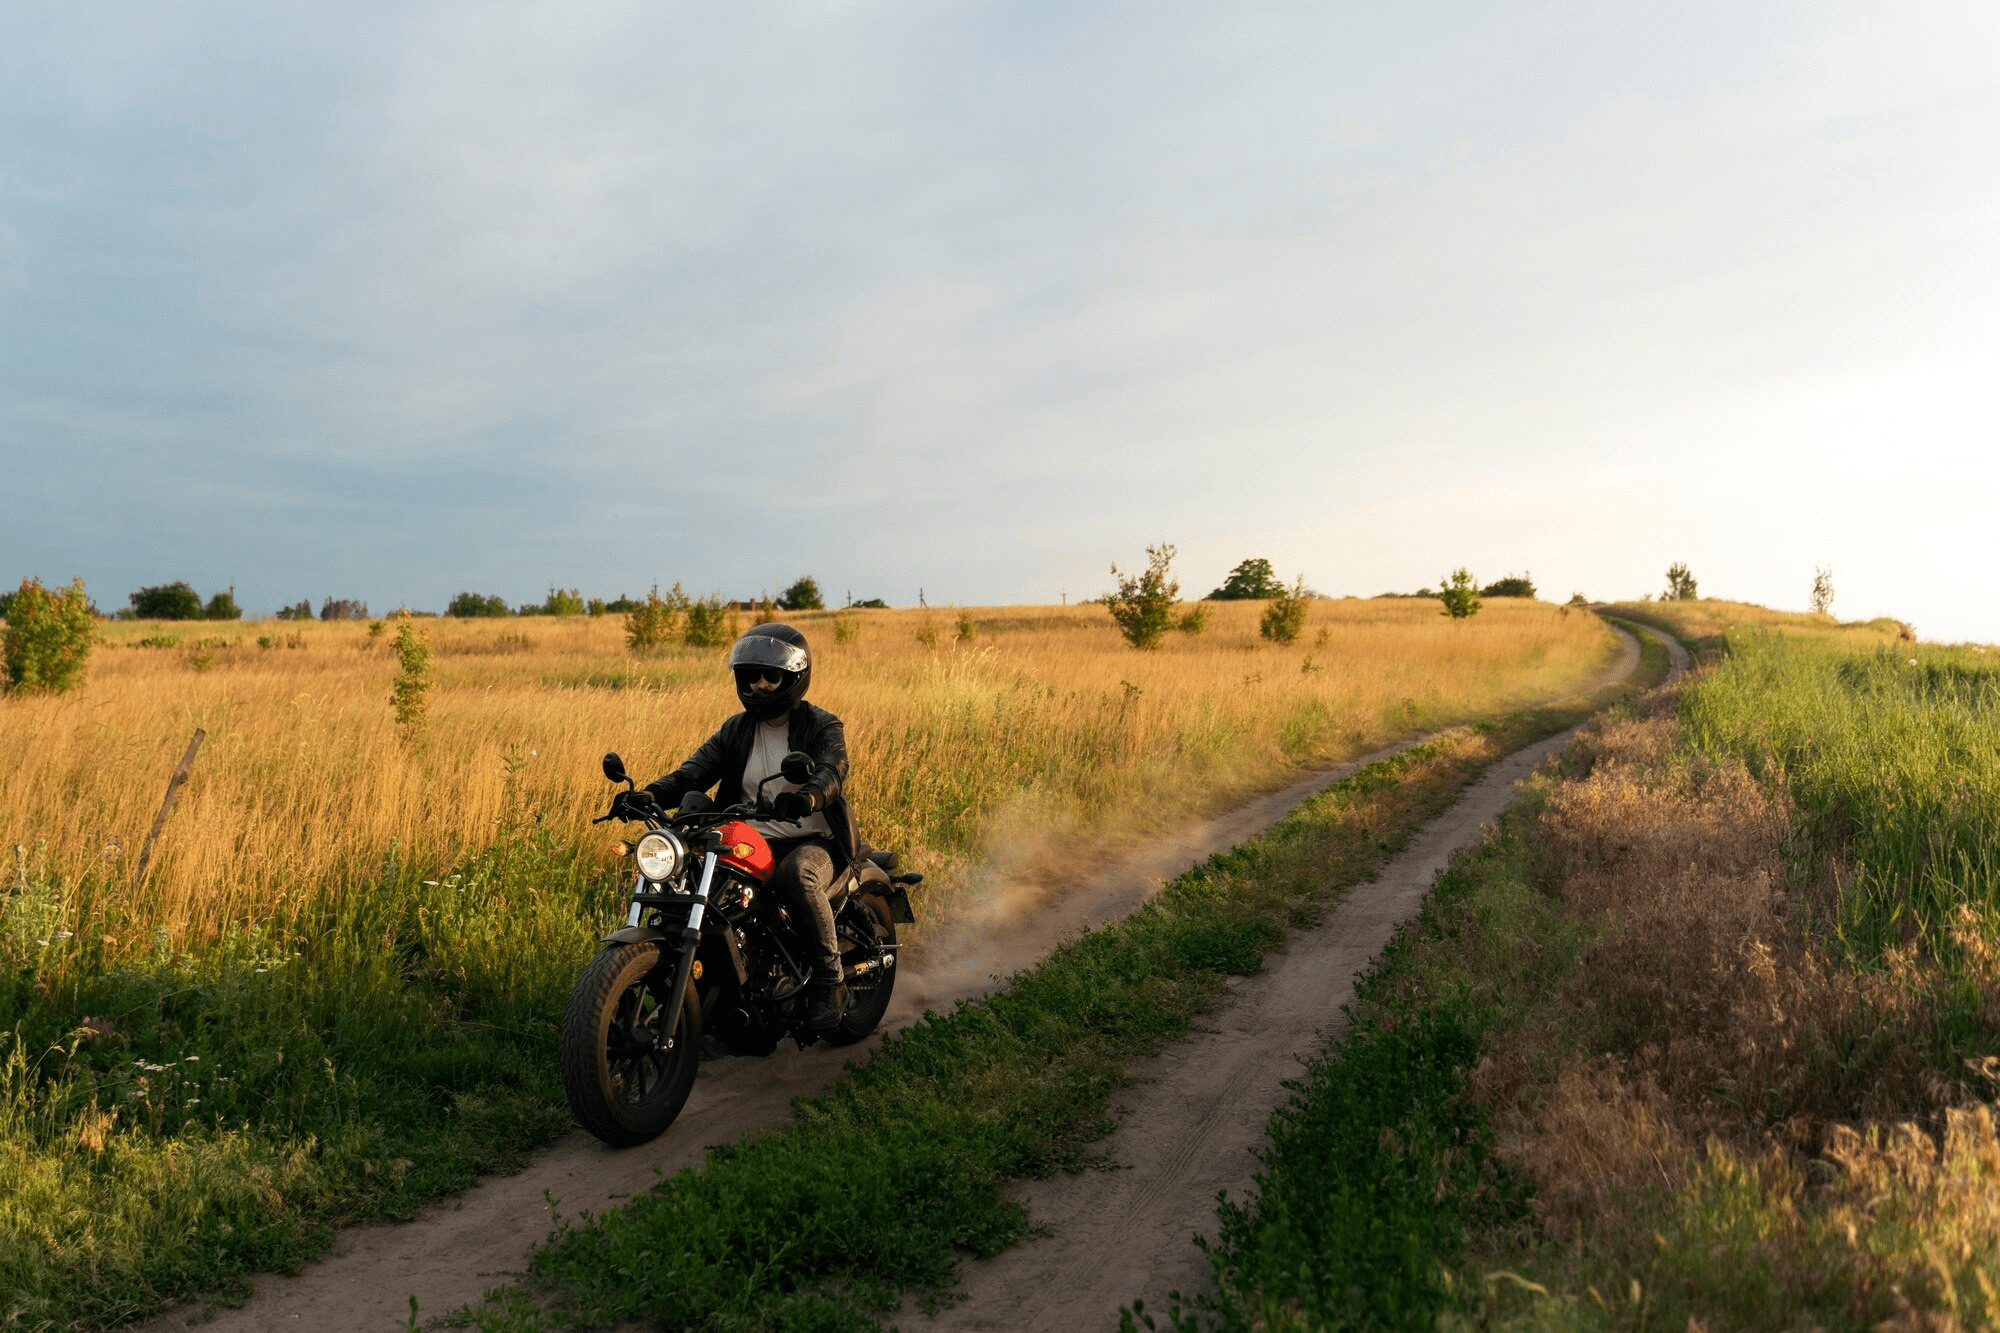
[1811,565,1834,615]
[1480,572,1535,599]
[203,587,242,620]
[129,581,205,620]
[682,593,732,648]
[3,577,94,694]
[1567,592,1589,607]
[778,576,824,612]
[389,612,433,743]
[914,615,941,650]
[956,611,977,643]
[541,587,585,617]
[625,583,689,653]
[320,597,368,621]
[1439,568,1482,620]
[1258,576,1310,643]
[752,596,779,626]
[1106,543,1181,650]
[274,599,313,620]
[1177,604,1209,635]
[445,592,511,618]
[833,612,859,645]
[1664,561,1698,601]
[851,597,889,610]
[1208,557,1283,601]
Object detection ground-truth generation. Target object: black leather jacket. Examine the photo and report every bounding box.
[644,701,859,866]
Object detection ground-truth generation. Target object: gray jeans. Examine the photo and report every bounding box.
[769,837,842,984]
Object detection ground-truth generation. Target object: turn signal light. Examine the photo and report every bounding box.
[612,842,630,857]
[691,960,704,981]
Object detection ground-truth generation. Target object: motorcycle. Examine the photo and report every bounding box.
[560,749,920,1147]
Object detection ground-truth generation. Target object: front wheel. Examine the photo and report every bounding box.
[561,942,700,1147]
[824,894,896,1046]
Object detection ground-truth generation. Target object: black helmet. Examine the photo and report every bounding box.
[729,624,811,721]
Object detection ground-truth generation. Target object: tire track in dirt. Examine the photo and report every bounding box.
[914,624,1685,1333]
[139,627,1660,1332]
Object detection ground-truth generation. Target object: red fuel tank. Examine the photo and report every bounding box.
[716,820,775,881]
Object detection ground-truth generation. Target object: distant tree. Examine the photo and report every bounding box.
[1663,562,1698,601]
[274,599,313,621]
[321,597,369,621]
[1105,543,1181,650]
[446,592,511,618]
[600,594,642,614]
[3,577,95,694]
[851,597,889,609]
[1811,566,1835,616]
[204,587,242,620]
[542,587,585,616]
[0,589,13,620]
[1259,576,1310,643]
[131,581,205,620]
[1480,573,1536,599]
[1439,568,1482,621]
[1567,592,1589,607]
[1208,558,1284,601]
[778,576,825,612]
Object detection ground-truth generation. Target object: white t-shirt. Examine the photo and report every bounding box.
[742,715,832,841]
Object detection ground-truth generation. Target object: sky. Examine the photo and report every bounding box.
[3,3,1996,638]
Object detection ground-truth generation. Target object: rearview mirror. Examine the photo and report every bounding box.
[601,752,630,785]
[780,751,816,785]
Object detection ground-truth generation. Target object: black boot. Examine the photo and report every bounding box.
[804,976,848,1033]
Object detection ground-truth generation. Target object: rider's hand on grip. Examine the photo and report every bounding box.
[608,789,651,822]
[771,789,814,822]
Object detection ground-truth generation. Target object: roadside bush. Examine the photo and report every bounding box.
[446,592,511,618]
[625,583,689,653]
[320,597,369,621]
[1480,573,1535,599]
[129,582,205,620]
[1208,558,1283,601]
[3,577,94,694]
[1439,568,1482,621]
[778,576,825,611]
[682,594,733,648]
[1257,577,1309,644]
[1106,544,1181,650]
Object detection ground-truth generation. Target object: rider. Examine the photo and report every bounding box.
[640,623,857,1032]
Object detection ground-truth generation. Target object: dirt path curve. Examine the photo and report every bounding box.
[142,626,1660,1332]
[913,624,1684,1333]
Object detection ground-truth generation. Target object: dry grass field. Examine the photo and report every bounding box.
[5,597,1617,961]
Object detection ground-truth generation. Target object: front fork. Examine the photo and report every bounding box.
[631,845,717,1043]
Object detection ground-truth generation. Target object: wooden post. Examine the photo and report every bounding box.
[130,728,206,894]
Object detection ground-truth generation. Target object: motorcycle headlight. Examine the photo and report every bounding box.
[634,831,683,883]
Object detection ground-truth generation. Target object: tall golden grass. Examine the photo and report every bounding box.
[4,598,1616,957]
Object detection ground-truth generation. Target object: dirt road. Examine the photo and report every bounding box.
[140,624,1665,1332]
[915,624,1686,1332]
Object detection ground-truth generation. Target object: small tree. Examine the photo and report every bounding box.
[1480,573,1536,599]
[3,577,94,694]
[1663,562,1698,601]
[131,582,205,620]
[1258,576,1310,643]
[1208,558,1284,601]
[1105,544,1180,650]
[321,597,369,621]
[446,592,511,618]
[682,593,732,648]
[204,587,243,620]
[778,576,825,612]
[388,611,433,744]
[626,582,689,653]
[542,587,585,616]
[275,599,313,621]
[1811,566,1835,616]
[1439,568,1482,620]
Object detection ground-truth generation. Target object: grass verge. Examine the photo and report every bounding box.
[449,626,1658,1331]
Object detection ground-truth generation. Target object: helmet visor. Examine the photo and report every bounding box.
[729,635,809,674]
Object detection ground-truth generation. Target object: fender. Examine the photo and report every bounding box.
[600,926,670,947]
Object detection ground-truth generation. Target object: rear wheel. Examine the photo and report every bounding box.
[560,942,700,1147]
[825,894,896,1046]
